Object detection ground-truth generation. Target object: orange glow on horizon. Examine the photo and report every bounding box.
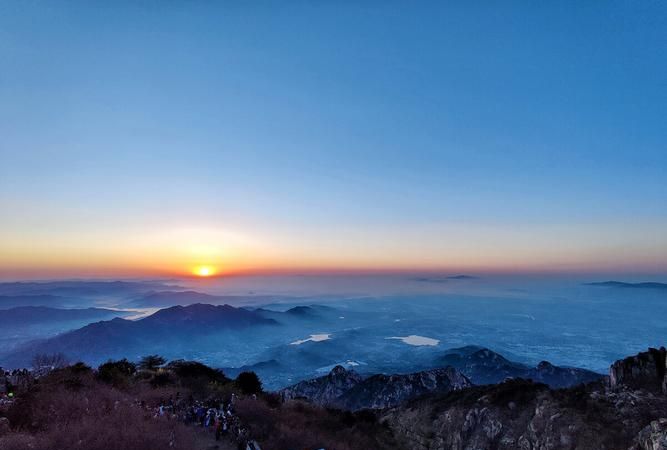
[2,221,666,280]
[192,265,216,277]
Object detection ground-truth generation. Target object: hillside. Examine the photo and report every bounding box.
[0,358,398,450]
[280,365,471,410]
[0,304,278,368]
[0,306,130,325]
[276,346,603,410]
[125,291,294,308]
[1,347,666,450]
[0,280,180,298]
[438,346,603,387]
[382,347,667,450]
[586,281,667,290]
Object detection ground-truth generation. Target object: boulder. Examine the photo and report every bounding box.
[633,418,667,450]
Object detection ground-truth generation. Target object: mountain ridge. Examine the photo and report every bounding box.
[382,346,667,450]
[586,281,667,289]
[0,303,277,368]
[280,364,471,410]
[439,346,603,387]
[0,306,130,324]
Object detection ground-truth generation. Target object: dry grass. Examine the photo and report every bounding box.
[235,397,400,450]
[0,362,402,450]
[1,366,196,450]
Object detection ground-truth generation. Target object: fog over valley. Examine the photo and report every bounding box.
[1,275,664,390]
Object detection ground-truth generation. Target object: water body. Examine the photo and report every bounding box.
[2,274,665,388]
[387,335,440,346]
[290,334,332,345]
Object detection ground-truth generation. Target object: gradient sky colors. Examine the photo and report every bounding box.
[1,1,666,279]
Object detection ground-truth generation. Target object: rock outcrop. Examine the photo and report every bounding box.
[280,366,471,410]
[382,347,667,450]
[632,419,667,450]
[610,347,666,393]
[280,365,363,406]
[337,367,471,410]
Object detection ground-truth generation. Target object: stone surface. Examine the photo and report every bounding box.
[610,347,666,392]
[382,347,667,450]
[633,418,667,450]
[280,365,471,410]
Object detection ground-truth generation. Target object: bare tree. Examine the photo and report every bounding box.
[32,353,69,370]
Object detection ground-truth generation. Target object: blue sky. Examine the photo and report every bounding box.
[1,1,666,277]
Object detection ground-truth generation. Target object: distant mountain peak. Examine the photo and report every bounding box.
[474,348,507,360]
[285,306,316,316]
[142,303,276,327]
[586,281,667,289]
[440,346,602,388]
[109,317,131,323]
[412,274,479,284]
[0,303,278,369]
[329,365,354,377]
[383,348,667,450]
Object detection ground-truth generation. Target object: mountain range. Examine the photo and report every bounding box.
[278,346,603,411]
[0,280,184,309]
[586,281,667,290]
[123,290,291,308]
[0,306,130,326]
[0,280,180,298]
[276,346,667,449]
[382,346,667,450]
[0,303,277,368]
[280,365,471,410]
[0,294,96,309]
[438,345,602,387]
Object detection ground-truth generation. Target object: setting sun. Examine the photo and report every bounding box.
[193,265,215,277]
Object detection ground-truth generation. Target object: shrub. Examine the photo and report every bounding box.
[31,353,69,370]
[138,355,166,372]
[69,362,92,374]
[167,360,229,384]
[236,371,262,395]
[149,371,172,388]
[234,398,397,450]
[4,364,196,450]
[98,359,137,387]
[165,360,230,398]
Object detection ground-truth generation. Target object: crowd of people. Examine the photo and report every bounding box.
[148,393,262,450]
[0,365,265,449]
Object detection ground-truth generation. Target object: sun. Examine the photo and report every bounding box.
[193,265,216,277]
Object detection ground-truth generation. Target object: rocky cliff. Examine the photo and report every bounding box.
[631,419,667,450]
[382,347,667,450]
[280,365,471,410]
[337,367,472,410]
[280,365,363,406]
[609,347,666,393]
[280,346,603,412]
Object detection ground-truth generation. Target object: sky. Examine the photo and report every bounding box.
[1,1,666,279]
